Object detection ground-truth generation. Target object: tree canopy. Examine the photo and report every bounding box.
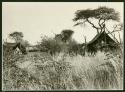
[9,32,24,43]
[61,29,74,43]
[73,6,120,34]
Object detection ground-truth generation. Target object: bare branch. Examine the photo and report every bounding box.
[109,24,123,34]
[74,20,87,26]
[74,22,84,26]
[101,19,106,25]
[105,27,119,43]
[98,18,102,28]
[98,18,106,28]
[108,30,121,34]
[86,18,100,29]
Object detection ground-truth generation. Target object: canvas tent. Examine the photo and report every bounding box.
[3,42,27,54]
[86,31,119,54]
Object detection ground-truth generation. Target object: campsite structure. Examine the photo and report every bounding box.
[3,42,27,54]
[85,31,120,55]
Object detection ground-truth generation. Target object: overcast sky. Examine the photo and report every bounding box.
[2,2,123,45]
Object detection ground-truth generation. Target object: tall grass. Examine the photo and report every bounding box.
[2,47,123,90]
[64,51,123,90]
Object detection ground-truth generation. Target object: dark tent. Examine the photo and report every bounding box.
[3,42,27,54]
[86,31,119,55]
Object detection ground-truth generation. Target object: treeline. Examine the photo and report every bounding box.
[37,29,85,56]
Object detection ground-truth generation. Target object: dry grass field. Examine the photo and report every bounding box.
[2,47,123,90]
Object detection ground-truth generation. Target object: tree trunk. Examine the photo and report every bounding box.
[97,29,99,34]
[86,18,100,34]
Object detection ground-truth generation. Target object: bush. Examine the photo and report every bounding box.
[38,36,62,56]
[38,36,85,56]
[67,39,85,56]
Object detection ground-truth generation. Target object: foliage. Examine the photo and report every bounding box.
[66,40,85,56]
[38,36,62,56]
[94,6,119,21]
[54,29,74,43]
[61,29,74,43]
[9,32,24,43]
[54,34,63,41]
[73,6,119,22]
[38,35,85,56]
[38,30,76,56]
[73,6,120,34]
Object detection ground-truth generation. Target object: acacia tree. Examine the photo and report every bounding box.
[61,29,74,43]
[73,6,120,34]
[54,29,74,43]
[9,32,24,43]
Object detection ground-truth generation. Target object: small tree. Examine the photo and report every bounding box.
[9,32,24,43]
[61,29,74,43]
[54,34,63,41]
[73,6,119,34]
[38,36,62,56]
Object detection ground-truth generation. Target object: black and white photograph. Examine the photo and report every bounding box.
[2,2,124,91]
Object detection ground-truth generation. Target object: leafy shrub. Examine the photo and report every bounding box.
[67,39,85,56]
[38,36,62,56]
[38,36,85,56]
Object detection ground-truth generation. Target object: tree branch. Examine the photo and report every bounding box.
[108,30,121,34]
[86,18,101,34]
[105,27,119,43]
[98,19,106,28]
[98,18,102,28]
[74,20,87,26]
[101,19,106,25]
[108,24,122,34]
[86,18,99,29]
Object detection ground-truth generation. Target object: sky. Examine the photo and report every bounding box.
[2,2,124,45]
